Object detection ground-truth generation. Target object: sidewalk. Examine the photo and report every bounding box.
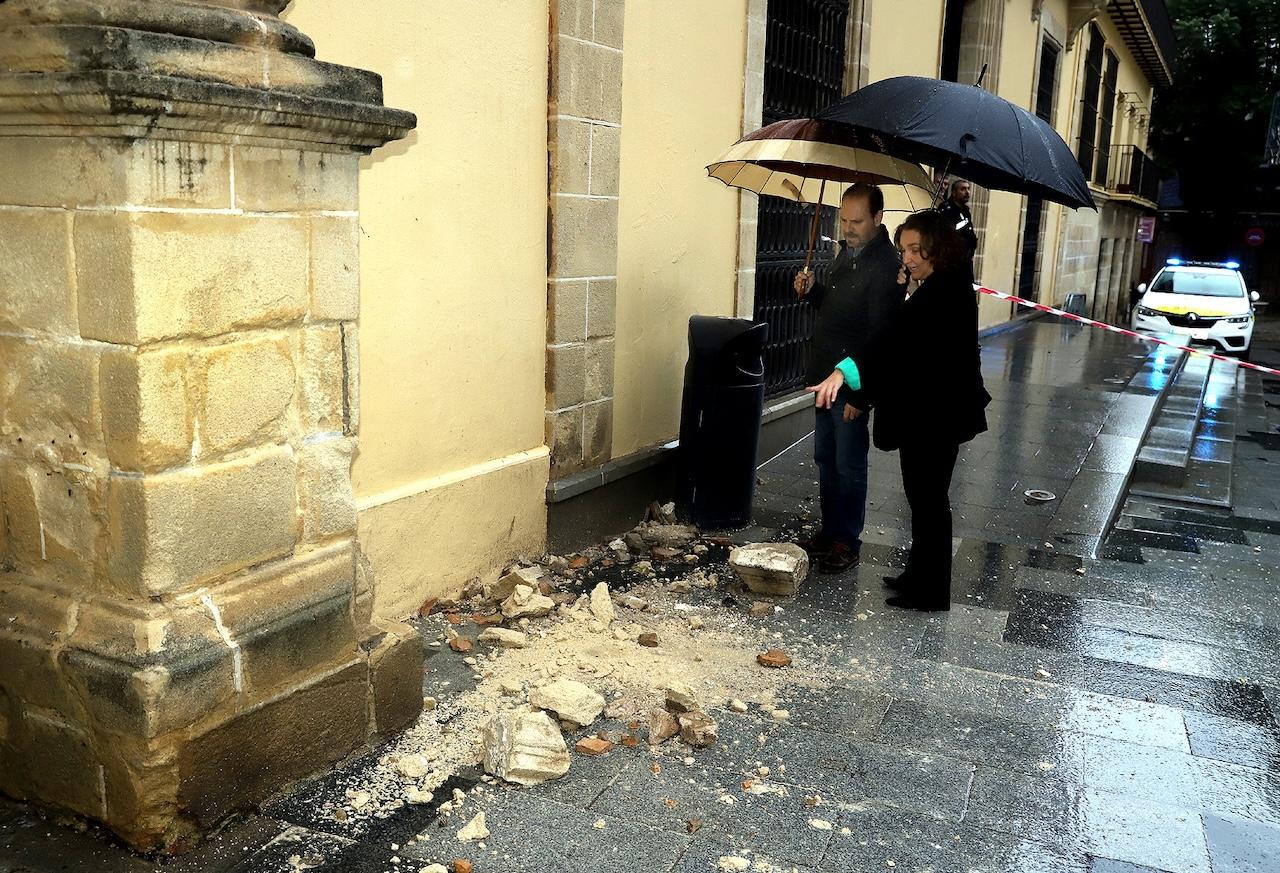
[3,318,1280,873]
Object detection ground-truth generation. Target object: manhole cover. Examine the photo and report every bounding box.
[1024,489,1057,503]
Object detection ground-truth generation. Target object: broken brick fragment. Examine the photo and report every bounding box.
[575,737,614,756]
[448,638,473,653]
[620,734,639,747]
[756,649,792,668]
[570,555,589,569]
[638,632,660,647]
[471,612,504,626]
[445,612,463,625]
[453,861,473,873]
[418,597,438,617]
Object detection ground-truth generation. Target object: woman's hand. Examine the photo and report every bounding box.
[843,403,863,421]
[805,369,844,409]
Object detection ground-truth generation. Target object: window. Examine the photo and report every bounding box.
[1076,23,1104,177]
[1096,50,1119,184]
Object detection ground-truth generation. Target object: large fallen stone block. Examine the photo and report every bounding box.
[529,678,604,727]
[481,710,570,786]
[728,543,809,595]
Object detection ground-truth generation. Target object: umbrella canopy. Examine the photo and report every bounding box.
[816,76,1095,210]
[707,118,935,212]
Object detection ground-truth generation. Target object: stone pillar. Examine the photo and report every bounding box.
[0,0,421,852]
[842,0,873,94]
[547,0,624,478]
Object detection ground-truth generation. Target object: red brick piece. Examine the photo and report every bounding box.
[448,638,473,653]
[575,737,614,756]
[756,649,792,668]
[638,632,660,647]
[453,861,473,873]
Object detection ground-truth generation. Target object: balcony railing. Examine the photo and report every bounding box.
[1107,144,1159,204]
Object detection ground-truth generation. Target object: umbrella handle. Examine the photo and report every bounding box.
[804,178,827,272]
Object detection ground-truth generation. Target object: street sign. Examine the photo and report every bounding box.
[1246,226,1266,246]
[1137,216,1155,243]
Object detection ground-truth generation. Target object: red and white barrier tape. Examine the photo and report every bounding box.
[977,286,1280,378]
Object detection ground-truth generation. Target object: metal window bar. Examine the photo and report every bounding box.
[755,0,849,398]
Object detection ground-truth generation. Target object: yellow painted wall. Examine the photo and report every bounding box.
[611,1,748,457]
[283,1,550,618]
[867,0,947,82]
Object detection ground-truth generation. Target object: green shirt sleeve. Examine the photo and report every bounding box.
[835,357,861,391]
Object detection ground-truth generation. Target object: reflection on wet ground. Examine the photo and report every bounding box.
[747,320,1280,872]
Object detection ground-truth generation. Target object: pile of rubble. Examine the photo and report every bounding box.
[310,510,825,866]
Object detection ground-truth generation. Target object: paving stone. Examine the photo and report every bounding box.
[1202,812,1280,873]
[1075,787,1211,873]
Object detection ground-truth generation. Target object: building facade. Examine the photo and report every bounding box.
[0,0,1171,848]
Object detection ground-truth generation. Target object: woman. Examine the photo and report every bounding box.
[863,210,991,612]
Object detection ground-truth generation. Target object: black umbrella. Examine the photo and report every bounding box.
[816,76,1096,210]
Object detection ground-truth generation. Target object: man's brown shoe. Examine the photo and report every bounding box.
[797,532,835,558]
[818,541,860,574]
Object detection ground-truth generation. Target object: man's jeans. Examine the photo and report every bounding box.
[814,404,870,547]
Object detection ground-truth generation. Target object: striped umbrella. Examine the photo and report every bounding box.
[708,118,934,271]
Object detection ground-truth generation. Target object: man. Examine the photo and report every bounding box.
[938,179,979,258]
[793,183,902,573]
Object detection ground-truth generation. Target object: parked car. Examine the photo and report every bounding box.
[1132,259,1259,360]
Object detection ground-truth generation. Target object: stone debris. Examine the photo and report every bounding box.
[456,812,489,842]
[481,711,570,785]
[652,546,682,561]
[729,543,810,595]
[405,787,434,804]
[575,736,614,756]
[618,594,650,611]
[419,865,448,873]
[647,708,681,745]
[687,616,705,630]
[809,818,833,830]
[589,582,616,626]
[448,638,473,653]
[592,818,607,829]
[717,856,750,871]
[501,584,554,619]
[665,683,699,714]
[686,818,703,833]
[394,754,432,780]
[771,709,790,722]
[478,628,528,649]
[642,522,696,547]
[638,632,660,648]
[346,789,371,810]
[757,649,792,668]
[453,861,473,873]
[729,699,749,713]
[529,678,605,727]
[677,711,718,747]
[487,565,545,602]
[749,601,776,618]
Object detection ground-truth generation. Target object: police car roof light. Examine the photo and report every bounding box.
[1165,257,1183,265]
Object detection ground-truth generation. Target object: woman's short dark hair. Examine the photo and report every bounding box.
[894,210,968,272]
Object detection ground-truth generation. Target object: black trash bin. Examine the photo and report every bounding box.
[675,315,769,529]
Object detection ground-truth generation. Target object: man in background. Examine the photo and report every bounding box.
[939,178,979,259]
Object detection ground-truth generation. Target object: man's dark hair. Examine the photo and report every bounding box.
[842,182,884,215]
[949,178,969,195]
[894,210,969,273]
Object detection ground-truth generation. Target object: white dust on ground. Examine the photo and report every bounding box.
[317,569,842,834]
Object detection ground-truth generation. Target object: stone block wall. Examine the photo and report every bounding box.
[0,1,423,851]
[546,0,624,478]
[0,135,422,849]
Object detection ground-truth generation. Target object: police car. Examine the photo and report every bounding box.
[1132,259,1259,359]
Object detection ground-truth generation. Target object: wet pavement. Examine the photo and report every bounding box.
[4,317,1280,872]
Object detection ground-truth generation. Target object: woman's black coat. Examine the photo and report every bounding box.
[858,265,991,452]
